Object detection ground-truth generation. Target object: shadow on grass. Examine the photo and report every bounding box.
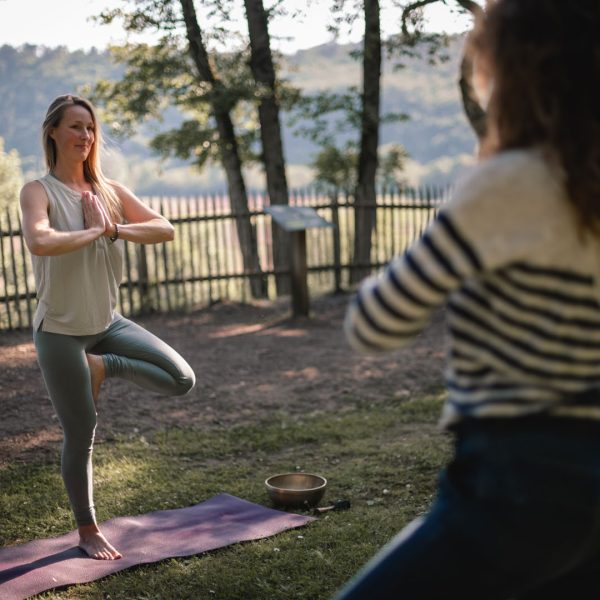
[1,391,451,599]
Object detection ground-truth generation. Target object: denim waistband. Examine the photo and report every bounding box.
[452,414,600,439]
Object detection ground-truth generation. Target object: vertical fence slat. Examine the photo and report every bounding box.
[331,193,342,292]
[137,244,150,313]
[16,211,33,326]
[392,187,399,256]
[159,200,173,312]
[175,197,190,310]
[218,193,232,299]
[147,198,160,311]
[122,241,135,316]
[223,204,236,300]
[6,211,23,329]
[258,193,275,295]
[201,195,213,305]
[151,232,162,311]
[343,192,351,285]
[1,212,13,330]
[193,195,206,306]
[238,197,249,303]
[210,193,224,300]
[186,197,197,307]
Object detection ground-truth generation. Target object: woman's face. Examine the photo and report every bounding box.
[50,104,95,164]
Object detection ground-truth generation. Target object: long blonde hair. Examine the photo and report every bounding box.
[42,94,122,221]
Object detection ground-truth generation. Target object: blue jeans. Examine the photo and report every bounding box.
[333,417,600,600]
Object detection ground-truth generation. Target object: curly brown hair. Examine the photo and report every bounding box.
[472,0,600,231]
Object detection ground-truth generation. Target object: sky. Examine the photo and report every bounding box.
[0,0,475,54]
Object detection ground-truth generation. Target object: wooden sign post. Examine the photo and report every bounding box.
[265,206,333,316]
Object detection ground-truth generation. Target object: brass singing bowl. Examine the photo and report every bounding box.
[265,472,327,508]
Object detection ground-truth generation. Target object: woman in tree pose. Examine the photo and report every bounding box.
[20,94,195,560]
[338,1,600,598]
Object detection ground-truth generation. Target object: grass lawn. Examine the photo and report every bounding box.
[0,389,451,599]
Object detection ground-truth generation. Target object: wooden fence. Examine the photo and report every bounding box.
[0,187,446,332]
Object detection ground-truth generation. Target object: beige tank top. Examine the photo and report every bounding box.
[31,174,124,335]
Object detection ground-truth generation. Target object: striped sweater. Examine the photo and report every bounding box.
[345,148,600,428]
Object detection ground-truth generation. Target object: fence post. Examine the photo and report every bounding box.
[137,244,151,313]
[16,211,33,326]
[0,211,13,330]
[290,230,309,317]
[160,200,173,311]
[122,241,135,315]
[331,190,342,292]
[6,210,23,329]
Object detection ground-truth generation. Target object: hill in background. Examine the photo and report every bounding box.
[0,37,477,195]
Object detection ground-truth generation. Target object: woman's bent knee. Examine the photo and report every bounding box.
[175,367,195,396]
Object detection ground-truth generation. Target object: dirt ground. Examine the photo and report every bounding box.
[0,293,447,467]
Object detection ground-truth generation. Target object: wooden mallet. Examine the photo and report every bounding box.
[313,499,351,514]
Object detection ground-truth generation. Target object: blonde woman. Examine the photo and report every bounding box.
[338,1,600,598]
[20,95,195,560]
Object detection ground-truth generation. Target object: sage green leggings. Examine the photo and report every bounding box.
[34,314,195,526]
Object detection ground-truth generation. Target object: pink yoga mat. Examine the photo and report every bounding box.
[0,493,315,600]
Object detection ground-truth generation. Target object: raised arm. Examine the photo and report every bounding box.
[20,181,105,256]
[344,150,564,354]
[344,212,482,353]
[108,181,174,244]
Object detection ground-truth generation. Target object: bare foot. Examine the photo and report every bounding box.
[78,524,122,560]
[86,353,105,410]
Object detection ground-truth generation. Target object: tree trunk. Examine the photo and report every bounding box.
[244,0,290,295]
[180,0,267,298]
[455,0,487,141]
[458,50,487,140]
[351,0,381,284]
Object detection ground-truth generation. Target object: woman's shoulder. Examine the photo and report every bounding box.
[460,148,555,190]
[19,179,51,213]
[442,148,571,268]
[21,173,59,193]
[449,148,563,212]
[106,178,132,198]
[20,178,49,199]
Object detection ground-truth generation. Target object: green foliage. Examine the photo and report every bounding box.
[0,137,23,211]
[0,35,478,192]
[290,89,362,147]
[312,141,409,196]
[94,1,181,35]
[0,389,449,599]
[289,88,409,149]
[288,0,446,190]
[378,144,409,189]
[0,44,122,170]
[90,0,300,173]
[312,143,358,195]
[90,38,201,136]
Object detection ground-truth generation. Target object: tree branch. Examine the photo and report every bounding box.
[401,0,486,137]
[401,0,440,35]
[453,0,483,17]
[401,0,483,35]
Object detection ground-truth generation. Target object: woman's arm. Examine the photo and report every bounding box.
[344,212,482,353]
[109,181,174,244]
[20,181,105,256]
